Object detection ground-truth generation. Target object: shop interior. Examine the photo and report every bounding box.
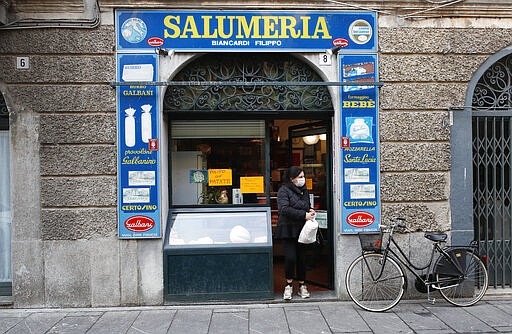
[269,120,331,293]
[169,118,332,294]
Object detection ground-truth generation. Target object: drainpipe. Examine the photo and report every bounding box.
[0,0,100,30]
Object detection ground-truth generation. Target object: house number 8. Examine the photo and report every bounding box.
[319,53,332,66]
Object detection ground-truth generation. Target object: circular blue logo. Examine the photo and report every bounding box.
[121,18,148,44]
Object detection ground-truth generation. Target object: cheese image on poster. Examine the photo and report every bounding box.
[346,117,373,143]
[124,107,136,147]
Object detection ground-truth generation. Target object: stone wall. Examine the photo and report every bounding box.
[0,25,162,307]
[378,26,512,232]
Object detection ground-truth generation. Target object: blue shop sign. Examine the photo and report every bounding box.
[117,53,161,238]
[339,54,381,234]
[116,10,376,52]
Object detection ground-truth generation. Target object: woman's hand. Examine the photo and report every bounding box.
[305,209,316,220]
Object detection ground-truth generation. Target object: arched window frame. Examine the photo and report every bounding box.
[451,46,512,245]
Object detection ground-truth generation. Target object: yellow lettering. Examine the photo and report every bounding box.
[181,16,200,38]
[312,17,332,39]
[262,16,279,38]
[163,14,333,40]
[300,16,311,38]
[343,100,376,108]
[201,16,218,38]
[279,16,300,38]
[236,16,261,38]
[163,15,180,38]
[217,16,235,38]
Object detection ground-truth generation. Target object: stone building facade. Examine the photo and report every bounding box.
[0,0,511,307]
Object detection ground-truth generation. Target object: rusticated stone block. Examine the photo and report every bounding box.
[44,240,91,307]
[11,85,115,113]
[41,145,116,175]
[380,111,450,141]
[40,114,116,144]
[137,240,164,305]
[90,239,121,307]
[120,240,139,306]
[11,240,45,308]
[381,202,450,232]
[41,208,117,240]
[380,172,448,202]
[380,142,450,172]
[380,83,466,110]
[0,26,115,54]
[0,55,115,83]
[41,176,116,207]
[380,55,487,82]
[379,27,512,55]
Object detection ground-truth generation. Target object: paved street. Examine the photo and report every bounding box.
[0,293,512,333]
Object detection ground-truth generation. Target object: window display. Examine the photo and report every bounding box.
[166,208,271,247]
[171,120,266,206]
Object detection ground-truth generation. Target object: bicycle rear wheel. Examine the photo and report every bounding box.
[346,253,405,312]
[436,250,488,307]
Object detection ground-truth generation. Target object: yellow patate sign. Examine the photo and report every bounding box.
[240,176,264,193]
[208,169,232,186]
[306,178,313,190]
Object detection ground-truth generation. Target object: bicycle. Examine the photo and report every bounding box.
[345,218,488,312]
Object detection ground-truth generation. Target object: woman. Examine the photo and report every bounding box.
[275,166,315,300]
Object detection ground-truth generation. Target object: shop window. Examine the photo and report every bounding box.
[171,120,266,206]
[0,92,11,293]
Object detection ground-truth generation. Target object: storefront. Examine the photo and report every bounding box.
[3,0,510,308]
[115,10,378,301]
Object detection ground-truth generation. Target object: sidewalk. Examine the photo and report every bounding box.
[0,293,511,333]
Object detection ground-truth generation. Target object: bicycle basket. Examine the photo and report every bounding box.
[358,232,382,252]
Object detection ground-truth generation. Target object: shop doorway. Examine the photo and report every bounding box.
[270,120,333,292]
[164,53,335,299]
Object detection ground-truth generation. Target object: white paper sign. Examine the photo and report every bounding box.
[122,64,154,82]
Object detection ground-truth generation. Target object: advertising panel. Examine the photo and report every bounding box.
[117,53,161,238]
[116,10,376,52]
[340,54,381,233]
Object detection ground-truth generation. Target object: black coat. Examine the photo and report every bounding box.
[275,182,311,239]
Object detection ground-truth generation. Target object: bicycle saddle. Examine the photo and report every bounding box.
[424,232,447,242]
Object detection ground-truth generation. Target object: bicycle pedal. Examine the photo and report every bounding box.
[428,297,436,305]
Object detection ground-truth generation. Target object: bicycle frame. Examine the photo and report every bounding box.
[363,227,468,292]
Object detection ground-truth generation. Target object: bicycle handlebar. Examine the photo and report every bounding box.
[379,218,407,231]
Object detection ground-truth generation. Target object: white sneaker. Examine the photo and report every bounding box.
[298,285,310,298]
[283,285,293,300]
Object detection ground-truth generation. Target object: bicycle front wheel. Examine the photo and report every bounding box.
[436,250,488,307]
[346,253,405,312]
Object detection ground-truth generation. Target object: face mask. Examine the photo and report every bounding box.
[294,177,305,188]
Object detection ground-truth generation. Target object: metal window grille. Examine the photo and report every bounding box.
[472,52,512,288]
[163,53,333,112]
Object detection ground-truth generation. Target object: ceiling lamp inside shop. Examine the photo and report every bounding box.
[303,135,320,145]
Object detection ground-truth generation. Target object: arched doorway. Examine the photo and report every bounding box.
[452,47,512,289]
[163,53,335,297]
[0,91,11,297]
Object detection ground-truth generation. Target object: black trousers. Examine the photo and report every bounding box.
[282,238,306,282]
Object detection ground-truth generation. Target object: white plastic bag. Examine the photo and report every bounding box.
[298,218,319,244]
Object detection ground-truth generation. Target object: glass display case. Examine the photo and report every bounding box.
[167,210,270,247]
[163,207,273,302]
